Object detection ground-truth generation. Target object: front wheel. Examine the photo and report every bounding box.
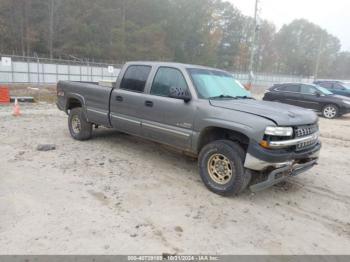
[198,140,250,196]
[322,104,338,119]
[68,107,92,140]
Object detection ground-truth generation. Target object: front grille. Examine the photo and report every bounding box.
[294,124,319,151]
[295,125,318,138]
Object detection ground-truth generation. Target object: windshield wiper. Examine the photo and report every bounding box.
[236,96,254,100]
[209,95,237,100]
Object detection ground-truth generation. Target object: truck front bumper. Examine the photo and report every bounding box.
[249,159,317,192]
[244,141,321,192]
[244,141,321,171]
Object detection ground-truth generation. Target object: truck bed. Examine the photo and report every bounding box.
[57,81,113,127]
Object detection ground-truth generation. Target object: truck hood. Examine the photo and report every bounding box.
[209,99,318,126]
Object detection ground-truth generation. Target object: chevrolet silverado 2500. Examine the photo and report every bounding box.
[57,62,321,196]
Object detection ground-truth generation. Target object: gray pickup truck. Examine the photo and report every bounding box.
[57,62,321,196]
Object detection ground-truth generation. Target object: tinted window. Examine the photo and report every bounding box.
[120,65,151,92]
[300,85,317,95]
[315,85,333,95]
[281,85,300,92]
[334,83,345,90]
[151,67,188,97]
[318,82,333,88]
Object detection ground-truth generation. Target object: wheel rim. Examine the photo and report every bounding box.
[207,153,234,185]
[71,115,81,134]
[324,106,337,118]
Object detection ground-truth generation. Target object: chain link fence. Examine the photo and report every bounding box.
[232,72,314,87]
[0,54,122,84]
[1,54,315,88]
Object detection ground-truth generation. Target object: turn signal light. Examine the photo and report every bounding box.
[259,140,270,149]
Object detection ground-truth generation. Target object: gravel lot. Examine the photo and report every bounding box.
[0,102,350,255]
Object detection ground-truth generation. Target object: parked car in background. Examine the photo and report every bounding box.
[314,80,350,97]
[263,83,350,119]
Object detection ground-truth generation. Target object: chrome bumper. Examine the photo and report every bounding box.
[244,148,320,171]
[268,132,319,149]
[249,159,318,192]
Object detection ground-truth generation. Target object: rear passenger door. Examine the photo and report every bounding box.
[110,65,151,136]
[140,67,195,150]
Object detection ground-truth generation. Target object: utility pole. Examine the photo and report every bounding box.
[314,34,323,81]
[121,0,126,58]
[49,0,54,59]
[247,0,260,90]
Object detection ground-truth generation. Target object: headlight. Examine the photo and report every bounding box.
[265,126,293,137]
[343,100,350,106]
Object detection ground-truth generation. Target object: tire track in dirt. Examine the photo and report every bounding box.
[279,203,350,239]
[276,180,350,238]
[290,181,350,206]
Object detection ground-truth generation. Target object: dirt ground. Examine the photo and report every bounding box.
[0,101,350,255]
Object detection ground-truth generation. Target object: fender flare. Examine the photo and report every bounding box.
[65,93,88,118]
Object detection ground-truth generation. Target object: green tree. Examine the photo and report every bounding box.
[331,52,350,79]
[274,19,341,77]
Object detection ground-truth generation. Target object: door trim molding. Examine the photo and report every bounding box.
[142,122,190,137]
[87,107,108,115]
[110,114,141,125]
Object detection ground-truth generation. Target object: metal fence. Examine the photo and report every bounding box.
[232,72,314,87]
[0,55,121,84]
[0,54,315,87]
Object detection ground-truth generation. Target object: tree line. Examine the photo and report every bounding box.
[0,0,349,79]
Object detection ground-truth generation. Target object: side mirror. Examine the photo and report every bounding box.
[169,87,191,103]
[316,92,322,97]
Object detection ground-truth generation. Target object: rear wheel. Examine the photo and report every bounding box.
[68,107,92,140]
[322,104,338,119]
[198,140,250,196]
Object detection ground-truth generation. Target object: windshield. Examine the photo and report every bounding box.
[187,68,251,99]
[315,85,333,95]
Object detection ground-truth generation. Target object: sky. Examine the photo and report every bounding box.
[228,0,350,51]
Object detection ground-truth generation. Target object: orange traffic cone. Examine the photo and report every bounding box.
[13,98,21,117]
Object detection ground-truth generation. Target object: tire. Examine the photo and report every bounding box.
[68,107,92,140]
[322,104,339,119]
[198,140,250,196]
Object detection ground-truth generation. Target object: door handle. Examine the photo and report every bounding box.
[116,96,123,102]
[145,101,153,107]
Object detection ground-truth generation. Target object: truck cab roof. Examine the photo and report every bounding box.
[124,61,226,72]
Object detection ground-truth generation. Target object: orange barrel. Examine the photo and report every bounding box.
[0,85,10,104]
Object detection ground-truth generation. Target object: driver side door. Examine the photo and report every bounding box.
[298,84,322,111]
[140,67,196,150]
